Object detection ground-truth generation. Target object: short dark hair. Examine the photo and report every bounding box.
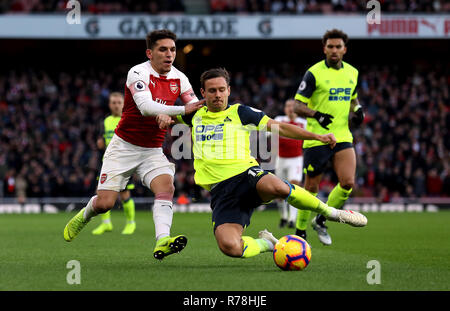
[200,68,230,89]
[146,29,177,50]
[322,29,349,46]
[109,92,123,99]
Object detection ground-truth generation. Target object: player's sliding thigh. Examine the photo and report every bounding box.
[332,147,356,190]
[255,173,291,203]
[95,190,119,213]
[304,173,323,194]
[214,223,244,257]
[149,174,175,196]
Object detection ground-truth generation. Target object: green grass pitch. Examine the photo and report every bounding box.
[0,210,449,291]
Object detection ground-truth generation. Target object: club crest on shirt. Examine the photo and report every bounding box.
[100,173,107,184]
[169,81,179,94]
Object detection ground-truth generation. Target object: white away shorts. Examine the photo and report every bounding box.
[275,155,304,183]
[97,134,175,192]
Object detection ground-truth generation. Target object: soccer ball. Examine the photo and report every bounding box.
[273,235,311,271]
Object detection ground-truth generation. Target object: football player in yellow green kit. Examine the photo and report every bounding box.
[156,68,367,259]
[92,92,136,235]
[293,29,365,246]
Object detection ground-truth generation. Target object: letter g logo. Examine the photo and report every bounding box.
[258,18,272,37]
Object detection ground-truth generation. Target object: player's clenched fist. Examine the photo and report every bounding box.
[184,99,205,115]
[317,133,336,149]
[313,111,334,130]
[156,114,174,129]
[351,106,365,127]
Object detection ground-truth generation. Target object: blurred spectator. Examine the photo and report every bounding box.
[209,0,450,14]
[3,169,16,197]
[412,168,426,197]
[15,168,27,203]
[426,168,443,196]
[0,0,186,14]
[1,0,449,14]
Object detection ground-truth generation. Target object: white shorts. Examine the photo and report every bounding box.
[275,156,304,183]
[97,134,175,192]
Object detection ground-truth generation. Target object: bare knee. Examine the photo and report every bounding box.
[150,175,175,197]
[119,190,130,201]
[217,237,243,257]
[305,183,319,193]
[257,175,290,201]
[304,174,321,194]
[94,196,116,214]
[215,223,244,257]
[272,182,290,198]
[156,182,175,196]
[165,183,175,196]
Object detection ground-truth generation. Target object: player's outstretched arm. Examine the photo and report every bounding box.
[294,100,334,130]
[126,65,204,117]
[184,99,205,114]
[133,93,204,117]
[266,119,336,148]
[156,99,205,130]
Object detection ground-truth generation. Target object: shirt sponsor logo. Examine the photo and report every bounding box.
[155,98,167,105]
[195,124,224,141]
[328,87,351,101]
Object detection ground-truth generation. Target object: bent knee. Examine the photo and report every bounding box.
[164,183,175,195]
[94,198,115,214]
[273,182,290,198]
[217,238,243,257]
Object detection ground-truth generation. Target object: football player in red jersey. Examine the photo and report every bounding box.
[64,29,204,260]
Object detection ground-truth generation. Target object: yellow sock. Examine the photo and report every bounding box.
[295,191,317,230]
[326,183,352,209]
[101,210,111,222]
[241,236,272,258]
[122,198,135,222]
[287,184,332,217]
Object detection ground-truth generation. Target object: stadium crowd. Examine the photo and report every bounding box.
[209,0,449,14]
[0,62,449,201]
[0,0,186,13]
[1,0,449,14]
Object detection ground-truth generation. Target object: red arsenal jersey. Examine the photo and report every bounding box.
[274,115,307,158]
[115,61,197,148]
